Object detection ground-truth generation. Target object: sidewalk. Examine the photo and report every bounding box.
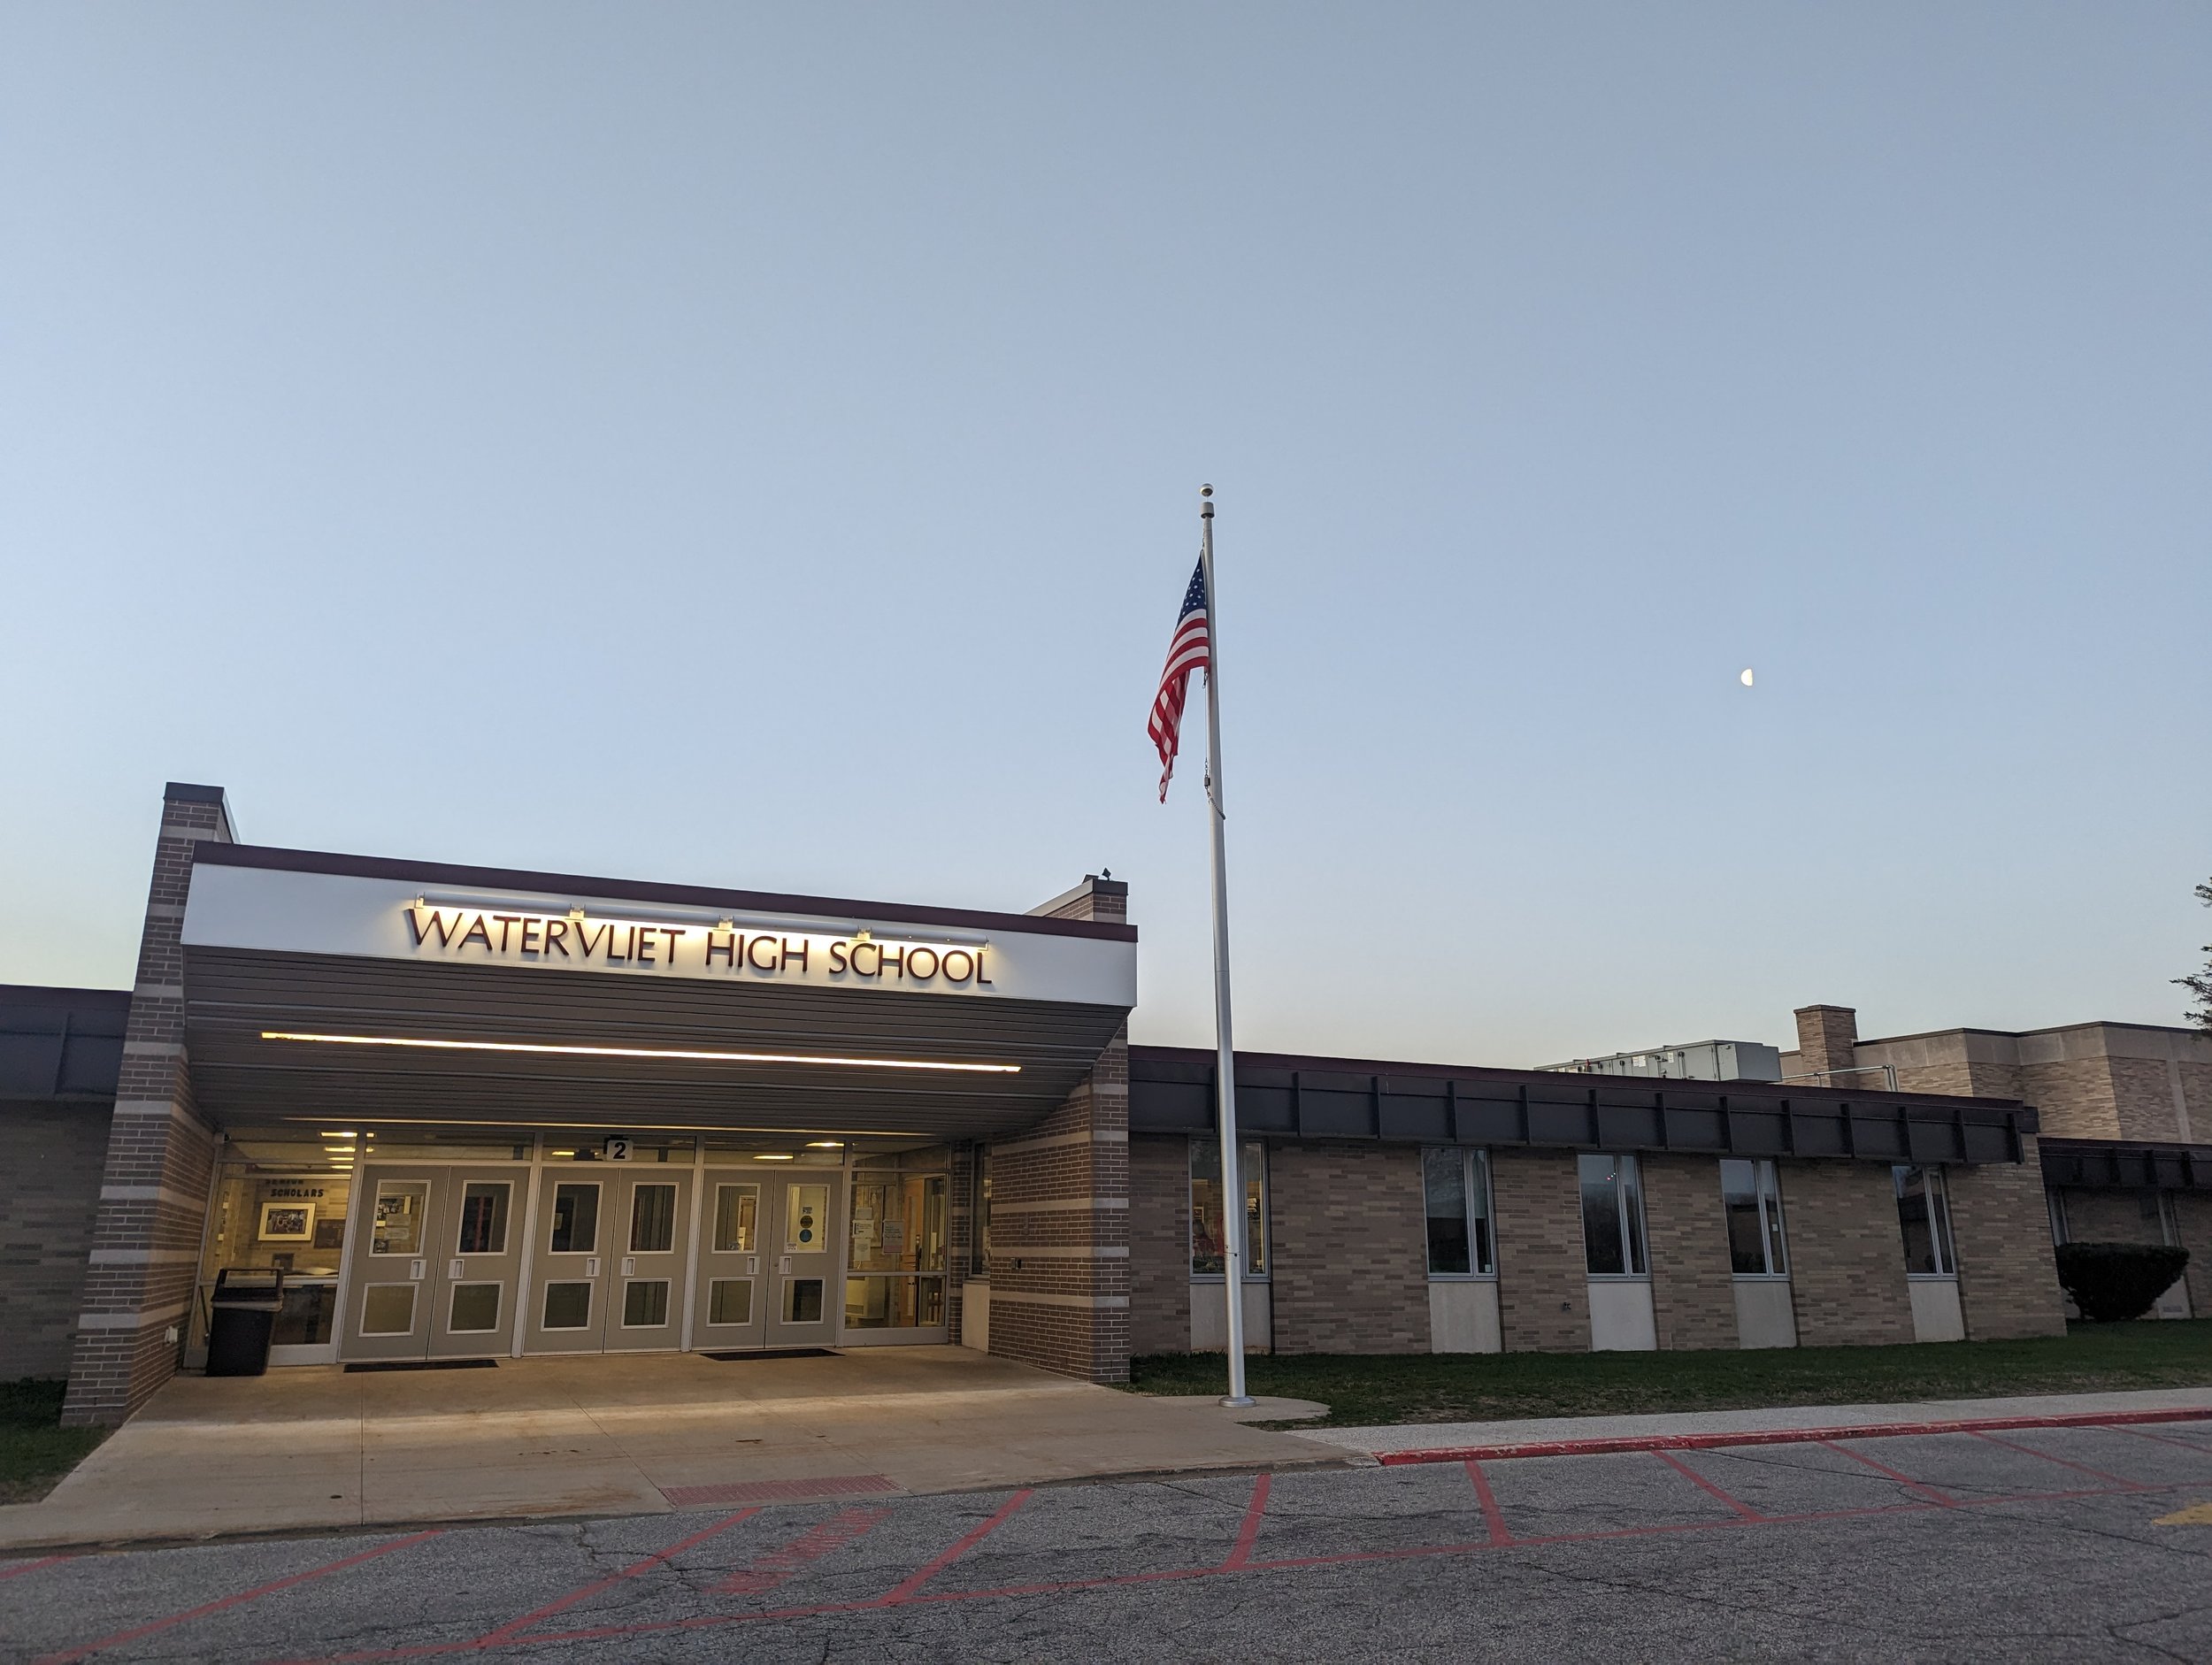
[1295,1385,2212,1463]
[0,1347,1340,1552]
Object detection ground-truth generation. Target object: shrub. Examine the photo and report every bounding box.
[2055,1242,2191,1323]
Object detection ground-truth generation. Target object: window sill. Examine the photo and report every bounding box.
[1189,1274,1271,1285]
[1425,1273,1499,1284]
[1906,1272,1958,1283]
[1583,1273,1652,1284]
[1730,1272,1791,1283]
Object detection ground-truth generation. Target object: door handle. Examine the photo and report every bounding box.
[744,1256,758,1275]
[586,1256,602,1278]
[410,1260,425,1281]
[778,1255,792,1275]
[621,1256,636,1277]
[449,1260,464,1280]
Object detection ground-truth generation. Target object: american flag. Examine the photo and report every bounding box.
[1148,558,1210,802]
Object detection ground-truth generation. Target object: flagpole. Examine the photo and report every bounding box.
[1198,483,1254,1408]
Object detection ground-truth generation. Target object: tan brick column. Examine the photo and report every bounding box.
[1127,1134,1193,1356]
[1947,1139,2066,1339]
[1793,1006,1860,1083]
[1493,1149,1589,1351]
[62,783,234,1425]
[987,878,1131,1383]
[1269,1145,1428,1354]
[1783,1161,1915,1347]
[1641,1155,1738,1351]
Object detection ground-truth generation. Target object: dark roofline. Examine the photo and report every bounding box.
[2041,1136,2211,1192]
[1127,1044,2027,1110]
[193,843,1139,943]
[1856,1020,2208,1047]
[0,985,131,1012]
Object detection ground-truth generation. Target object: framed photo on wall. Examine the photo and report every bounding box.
[258,1201,316,1242]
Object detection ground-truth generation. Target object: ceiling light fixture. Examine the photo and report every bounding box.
[257,1032,1020,1075]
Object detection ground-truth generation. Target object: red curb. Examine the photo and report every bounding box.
[1372,1406,2212,1466]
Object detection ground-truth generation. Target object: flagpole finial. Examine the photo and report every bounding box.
[1200,483,1213,517]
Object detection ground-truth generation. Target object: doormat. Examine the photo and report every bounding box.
[699,1347,837,1362]
[343,1358,500,1373]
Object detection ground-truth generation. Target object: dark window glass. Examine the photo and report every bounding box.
[549,1184,599,1255]
[1580,1154,1625,1275]
[1424,1148,1471,1274]
[629,1184,676,1254]
[623,1279,671,1327]
[457,1183,510,1255]
[541,1281,592,1330]
[1721,1159,1767,1274]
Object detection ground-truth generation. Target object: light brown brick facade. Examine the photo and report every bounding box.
[1947,1136,2066,1339]
[1641,1155,1738,1351]
[62,785,234,1426]
[1491,1149,1590,1352]
[2173,1193,2212,1317]
[1793,1006,1861,1081]
[1128,1133,1192,1355]
[1267,1144,1429,1354]
[983,878,1132,1384]
[1784,1161,1916,1347]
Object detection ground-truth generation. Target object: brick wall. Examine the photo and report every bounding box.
[2059,1188,2168,1245]
[1947,1140,2066,1339]
[1128,1134,1191,1355]
[0,1102,115,1378]
[2108,1058,2185,1143]
[2014,1058,2123,1140]
[1266,1144,1428,1354]
[1793,1007,1860,1080]
[2172,1193,2212,1318]
[1784,1161,1916,1347]
[1641,1155,1738,1351]
[1491,1149,1589,1352]
[984,877,1132,1384]
[62,785,234,1426]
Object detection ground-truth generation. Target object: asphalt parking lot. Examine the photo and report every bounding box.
[5,1418,2210,1663]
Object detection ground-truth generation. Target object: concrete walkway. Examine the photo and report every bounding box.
[0,1347,1338,1551]
[1300,1385,2212,1459]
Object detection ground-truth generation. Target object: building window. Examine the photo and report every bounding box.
[1719,1158,1787,1277]
[972,1147,992,1278]
[1893,1164,1956,1277]
[2046,1188,2069,1247]
[1578,1153,1648,1277]
[1422,1148,1494,1276]
[1191,1139,1267,1278]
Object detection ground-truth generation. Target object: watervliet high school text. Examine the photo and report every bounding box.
[3,779,2207,1427]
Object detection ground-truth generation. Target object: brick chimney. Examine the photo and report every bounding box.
[1793,1004,1860,1084]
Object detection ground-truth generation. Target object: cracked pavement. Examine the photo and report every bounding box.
[4,1420,2211,1662]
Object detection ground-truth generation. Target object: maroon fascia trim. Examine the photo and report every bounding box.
[1128,1043,2029,1109]
[191,843,1139,943]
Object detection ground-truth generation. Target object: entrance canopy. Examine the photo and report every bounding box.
[180,845,1136,1143]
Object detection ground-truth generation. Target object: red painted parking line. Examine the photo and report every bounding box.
[872,1489,1033,1605]
[1222,1474,1271,1569]
[1819,1439,1958,1504]
[1966,1429,2139,1488]
[1653,1450,1764,1521]
[1463,1461,1512,1546]
[34,1530,442,1665]
[1,1555,70,1581]
[717,1507,888,1595]
[474,1508,760,1646]
[1374,1407,2212,1467]
[2110,1423,2212,1455]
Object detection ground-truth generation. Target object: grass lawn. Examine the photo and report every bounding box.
[0,1379,106,1505]
[1125,1319,2212,1428]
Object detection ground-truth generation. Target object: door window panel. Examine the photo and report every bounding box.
[541,1281,594,1330]
[849,1174,948,1272]
[844,1275,946,1330]
[361,1284,417,1334]
[712,1186,758,1253]
[449,1283,502,1333]
[370,1183,428,1256]
[629,1185,677,1254]
[457,1183,511,1255]
[709,1278,754,1325]
[622,1280,671,1328]
[549,1184,600,1254]
[786,1185,828,1253]
[783,1278,826,1324]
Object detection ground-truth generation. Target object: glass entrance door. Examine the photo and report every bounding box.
[764,1173,843,1348]
[602,1173,691,1354]
[523,1171,610,1353]
[342,1166,444,1362]
[693,1177,768,1351]
[430,1169,525,1360]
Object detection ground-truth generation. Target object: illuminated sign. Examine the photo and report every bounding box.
[402,904,993,990]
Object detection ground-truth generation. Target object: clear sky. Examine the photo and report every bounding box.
[4,5,2207,1064]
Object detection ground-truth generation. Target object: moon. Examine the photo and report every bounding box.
[1740,669,1755,687]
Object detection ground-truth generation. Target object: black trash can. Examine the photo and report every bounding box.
[206,1268,285,1377]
